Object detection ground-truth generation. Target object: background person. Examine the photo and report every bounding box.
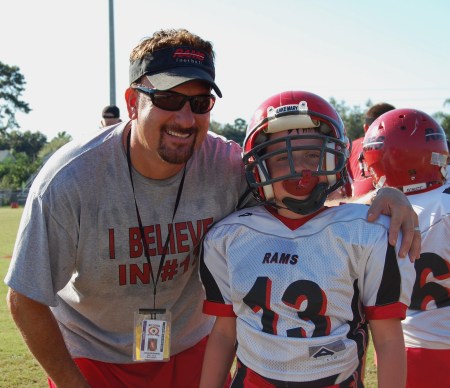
[4,28,420,388]
[362,108,450,388]
[347,102,395,197]
[200,91,415,387]
[100,104,122,127]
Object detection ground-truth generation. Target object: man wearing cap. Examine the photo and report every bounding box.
[101,105,122,127]
[5,28,420,388]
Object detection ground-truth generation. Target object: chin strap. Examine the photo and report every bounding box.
[236,187,254,210]
[281,183,329,215]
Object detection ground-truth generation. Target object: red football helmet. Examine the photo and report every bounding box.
[243,91,350,215]
[362,108,449,193]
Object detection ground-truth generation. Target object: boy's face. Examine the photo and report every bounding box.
[265,129,328,204]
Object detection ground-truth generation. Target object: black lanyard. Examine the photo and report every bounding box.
[126,129,187,309]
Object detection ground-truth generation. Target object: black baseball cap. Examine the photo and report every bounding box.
[102,105,120,119]
[129,46,222,98]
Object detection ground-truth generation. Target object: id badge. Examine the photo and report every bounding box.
[134,309,171,362]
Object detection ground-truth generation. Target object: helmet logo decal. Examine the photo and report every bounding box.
[266,102,319,134]
[430,152,448,167]
[410,117,420,136]
[272,101,308,116]
[363,135,385,151]
[425,127,446,142]
[403,183,427,193]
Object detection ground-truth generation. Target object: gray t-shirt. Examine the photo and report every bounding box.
[5,123,248,363]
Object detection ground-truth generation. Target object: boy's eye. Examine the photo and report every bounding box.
[306,152,320,159]
[276,155,289,162]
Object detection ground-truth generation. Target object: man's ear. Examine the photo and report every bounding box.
[125,88,138,119]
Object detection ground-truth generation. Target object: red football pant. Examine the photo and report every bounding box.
[406,347,450,388]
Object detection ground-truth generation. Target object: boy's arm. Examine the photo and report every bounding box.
[199,316,236,388]
[370,319,406,388]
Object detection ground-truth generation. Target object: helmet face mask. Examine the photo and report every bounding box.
[243,91,350,215]
[246,132,348,189]
[362,108,449,194]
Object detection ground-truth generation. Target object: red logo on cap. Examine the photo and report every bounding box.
[173,48,205,63]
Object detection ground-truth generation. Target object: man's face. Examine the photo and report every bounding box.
[128,79,212,166]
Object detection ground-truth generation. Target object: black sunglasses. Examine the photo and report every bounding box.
[131,85,216,114]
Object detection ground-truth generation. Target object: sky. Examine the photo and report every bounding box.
[1,0,450,142]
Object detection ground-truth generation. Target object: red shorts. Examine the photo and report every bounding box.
[406,347,450,388]
[48,337,208,388]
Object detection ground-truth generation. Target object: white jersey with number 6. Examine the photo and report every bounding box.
[402,183,450,349]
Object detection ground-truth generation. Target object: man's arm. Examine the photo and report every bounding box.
[366,187,420,261]
[199,316,236,388]
[6,289,89,388]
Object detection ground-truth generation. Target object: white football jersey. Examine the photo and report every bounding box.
[201,203,415,383]
[402,183,450,349]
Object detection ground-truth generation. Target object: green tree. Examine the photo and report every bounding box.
[329,98,369,141]
[7,130,47,160]
[0,61,31,134]
[433,98,450,140]
[210,118,247,145]
[39,131,72,159]
[0,134,8,150]
[0,152,40,189]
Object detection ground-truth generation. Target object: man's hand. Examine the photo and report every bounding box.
[367,187,420,261]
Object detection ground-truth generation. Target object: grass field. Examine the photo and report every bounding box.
[0,207,47,387]
[0,207,378,387]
